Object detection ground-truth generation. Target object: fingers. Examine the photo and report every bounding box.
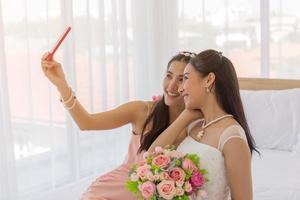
[41,61,54,69]
[41,52,58,63]
[42,63,52,69]
[41,61,59,78]
[41,60,53,65]
[42,52,50,61]
[41,64,51,75]
[41,52,61,68]
[41,52,52,68]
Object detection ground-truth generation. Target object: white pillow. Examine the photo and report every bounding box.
[240,89,300,151]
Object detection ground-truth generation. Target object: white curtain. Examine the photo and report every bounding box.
[0,1,17,199]
[1,0,300,199]
[0,0,178,199]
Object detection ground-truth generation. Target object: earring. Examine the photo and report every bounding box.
[205,87,210,93]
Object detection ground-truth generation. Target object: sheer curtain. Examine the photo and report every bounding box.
[177,0,300,79]
[0,0,178,199]
[0,1,17,199]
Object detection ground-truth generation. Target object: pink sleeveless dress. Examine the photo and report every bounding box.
[81,133,143,200]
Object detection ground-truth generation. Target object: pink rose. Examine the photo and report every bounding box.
[152,95,162,101]
[182,158,197,172]
[137,165,150,180]
[146,172,155,182]
[175,180,184,187]
[152,155,170,169]
[159,171,171,181]
[169,167,185,182]
[153,174,160,181]
[157,180,176,200]
[140,181,156,199]
[190,171,205,188]
[184,181,193,193]
[175,187,184,196]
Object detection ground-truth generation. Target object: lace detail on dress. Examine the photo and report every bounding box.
[217,125,248,152]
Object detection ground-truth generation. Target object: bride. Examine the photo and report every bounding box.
[149,49,259,200]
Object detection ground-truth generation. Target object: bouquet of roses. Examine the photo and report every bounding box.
[126,146,209,200]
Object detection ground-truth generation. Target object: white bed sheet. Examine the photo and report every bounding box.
[252,148,300,200]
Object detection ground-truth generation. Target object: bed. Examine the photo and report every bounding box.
[239,77,300,200]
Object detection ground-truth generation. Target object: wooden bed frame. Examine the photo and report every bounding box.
[238,77,300,90]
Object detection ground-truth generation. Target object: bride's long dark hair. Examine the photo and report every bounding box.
[189,49,259,155]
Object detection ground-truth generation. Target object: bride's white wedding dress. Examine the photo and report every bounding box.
[177,119,248,200]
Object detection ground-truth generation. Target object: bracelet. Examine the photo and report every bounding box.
[64,96,77,110]
[60,87,74,104]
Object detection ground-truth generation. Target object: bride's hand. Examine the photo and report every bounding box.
[41,52,68,89]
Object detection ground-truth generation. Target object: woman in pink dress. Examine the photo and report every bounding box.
[41,51,196,200]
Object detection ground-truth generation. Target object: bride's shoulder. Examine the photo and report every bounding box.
[218,123,248,153]
[218,117,244,134]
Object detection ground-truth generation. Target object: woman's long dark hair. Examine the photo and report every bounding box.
[138,52,195,153]
[189,49,259,155]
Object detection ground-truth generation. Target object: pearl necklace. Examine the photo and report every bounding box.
[197,114,233,139]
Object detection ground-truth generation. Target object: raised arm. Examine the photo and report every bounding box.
[41,52,145,131]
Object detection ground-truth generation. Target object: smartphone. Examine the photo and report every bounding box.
[47,26,72,61]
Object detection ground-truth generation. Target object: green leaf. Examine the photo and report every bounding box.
[128,164,138,176]
[205,177,209,182]
[185,154,200,166]
[150,196,157,200]
[174,159,182,166]
[200,169,208,175]
[185,169,192,180]
[151,165,161,173]
[174,195,189,200]
[125,180,139,194]
[147,155,153,164]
